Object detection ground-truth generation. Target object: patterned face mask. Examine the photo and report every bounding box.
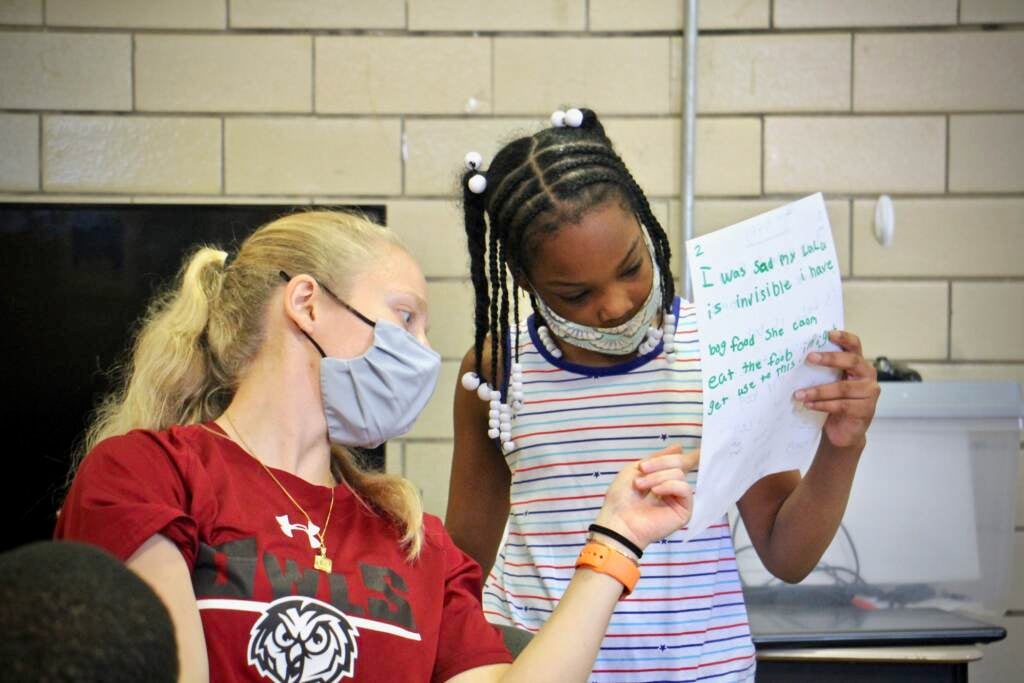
[531,227,662,355]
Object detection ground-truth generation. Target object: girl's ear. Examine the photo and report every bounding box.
[281,274,320,334]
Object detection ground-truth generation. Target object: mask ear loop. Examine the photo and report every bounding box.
[279,270,377,359]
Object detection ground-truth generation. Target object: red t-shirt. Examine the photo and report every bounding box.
[56,423,512,682]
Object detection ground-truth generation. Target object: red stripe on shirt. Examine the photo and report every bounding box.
[510,492,605,507]
[592,653,755,674]
[525,389,702,406]
[515,457,637,474]
[602,621,749,639]
[516,420,702,440]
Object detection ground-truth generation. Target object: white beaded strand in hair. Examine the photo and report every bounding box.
[662,311,676,356]
[536,325,563,358]
[465,150,487,194]
[499,402,512,441]
[550,110,567,128]
[468,174,487,194]
[461,371,481,392]
[637,325,663,355]
[488,396,501,439]
[509,362,525,414]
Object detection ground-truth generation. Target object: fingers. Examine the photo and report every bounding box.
[828,329,863,356]
[806,350,862,372]
[635,467,686,491]
[806,350,877,387]
[650,480,694,519]
[801,397,876,415]
[794,377,880,403]
[638,446,699,475]
[650,478,692,500]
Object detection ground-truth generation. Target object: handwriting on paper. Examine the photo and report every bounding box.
[681,193,844,539]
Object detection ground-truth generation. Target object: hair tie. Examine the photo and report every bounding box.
[464,150,487,194]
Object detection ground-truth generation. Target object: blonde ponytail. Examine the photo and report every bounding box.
[78,247,230,460]
[75,211,425,559]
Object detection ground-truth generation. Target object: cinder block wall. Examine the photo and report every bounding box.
[1,2,1021,678]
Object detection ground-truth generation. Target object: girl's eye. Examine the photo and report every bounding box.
[621,262,642,278]
[562,291,590,305]
[399,310,414,325]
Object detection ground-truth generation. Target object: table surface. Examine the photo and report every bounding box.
[756,644,984,663]
[748,604,1006,651]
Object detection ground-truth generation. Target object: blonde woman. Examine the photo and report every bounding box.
[57,211,694,683]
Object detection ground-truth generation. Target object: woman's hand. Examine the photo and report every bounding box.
[795,329,880,449]
[593,445,697,551]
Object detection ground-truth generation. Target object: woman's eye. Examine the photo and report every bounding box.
[399,310,414,325]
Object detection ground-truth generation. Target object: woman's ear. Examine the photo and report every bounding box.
[281,274,320,334]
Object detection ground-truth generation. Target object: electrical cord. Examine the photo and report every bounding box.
[731,519,939,607]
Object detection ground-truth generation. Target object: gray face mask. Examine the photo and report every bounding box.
[282,271,441,449]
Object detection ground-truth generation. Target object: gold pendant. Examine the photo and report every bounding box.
[314,555,333,573]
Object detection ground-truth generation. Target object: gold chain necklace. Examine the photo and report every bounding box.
[222,413,336,573]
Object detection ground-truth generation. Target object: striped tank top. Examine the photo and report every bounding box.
[483,298,756,682]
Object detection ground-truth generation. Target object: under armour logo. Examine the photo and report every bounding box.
[276,515,321,549]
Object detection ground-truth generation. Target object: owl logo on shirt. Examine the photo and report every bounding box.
[247,596,359,682]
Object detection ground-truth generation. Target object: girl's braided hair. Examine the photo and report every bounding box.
[461,108,675,382]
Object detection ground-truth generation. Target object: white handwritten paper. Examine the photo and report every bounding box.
[682,193,844,539]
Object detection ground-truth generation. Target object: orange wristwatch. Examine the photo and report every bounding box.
[575,542,641,597]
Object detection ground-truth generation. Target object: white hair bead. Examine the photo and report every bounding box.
[488,419,499,429]
[502,440,516,452]
[550,110,567,127]
[565,108,584,128]
[461,371,481,391]
[464,151,483,171]
[477,383,493,401]
[468,173,487,194]
[488,428,500,439]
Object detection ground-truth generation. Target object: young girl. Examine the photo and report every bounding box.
[56,210,696,682]
[447,108,880,681]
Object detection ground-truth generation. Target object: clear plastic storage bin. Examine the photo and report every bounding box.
[733,381,1023,616]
